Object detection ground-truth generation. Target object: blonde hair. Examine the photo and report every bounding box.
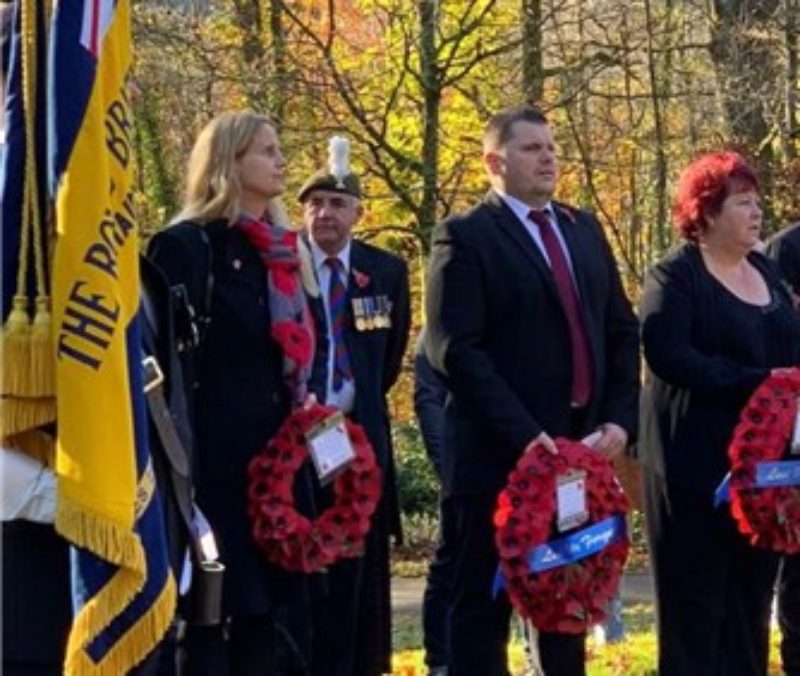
[175,110,288,226]
[173,110,319,296]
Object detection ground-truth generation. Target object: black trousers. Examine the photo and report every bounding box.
[448,493,586,676]
[310,555,364,676]
[310,498,392,676]
[644,471,780,676]
[2,522,72,676]
[179,613,311,676]
[422,493,457,669]
[779,554,800,676]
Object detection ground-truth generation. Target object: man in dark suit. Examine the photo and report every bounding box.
[413,332,452,675]
[765,223,800,676]
[298,139,411,676]
[425,105,639,675]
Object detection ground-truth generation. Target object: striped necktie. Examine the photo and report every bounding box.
[325,257,352,392]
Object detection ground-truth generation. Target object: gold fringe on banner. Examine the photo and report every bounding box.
[57,469,177,675]
[65,575,176,676]
[55,500,146,573]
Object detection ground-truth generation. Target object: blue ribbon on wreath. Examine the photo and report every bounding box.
[492,514,627,598]
[714,460,800,507]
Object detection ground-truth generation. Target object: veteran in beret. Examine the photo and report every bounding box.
[300,137,411,676]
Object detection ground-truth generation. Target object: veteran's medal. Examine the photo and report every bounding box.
[372,296,384,328]
[378,296,392,328]
[352,298,367,331]
[362,297,375,330]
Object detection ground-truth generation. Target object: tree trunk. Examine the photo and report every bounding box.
[418,0,440,251]
[785,0,798,159]
[708,0,780,201]
[233,0,264,72]
[644,0,668,254]
[521,0,544,104]
[269,0,287,127]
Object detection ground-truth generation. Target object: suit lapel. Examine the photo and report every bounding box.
[347,240,366,327]
[552,203,591,302]
[485,190,561,304]
[552,203,601,362]
[345,241,371,410]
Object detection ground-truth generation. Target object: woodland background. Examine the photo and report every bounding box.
[133,0,800,425]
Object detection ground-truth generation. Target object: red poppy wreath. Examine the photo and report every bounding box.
[494,439,630,634]
[247,403,382,573]
[726,368,800,554]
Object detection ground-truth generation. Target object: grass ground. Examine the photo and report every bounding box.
[391,603,786,675]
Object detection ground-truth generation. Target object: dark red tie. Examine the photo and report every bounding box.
[529,209,592,406]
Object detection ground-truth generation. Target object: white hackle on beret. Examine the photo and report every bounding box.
[328,136,350,188]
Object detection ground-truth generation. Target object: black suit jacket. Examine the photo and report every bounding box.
[425,190,639,496]
[307,238,411,536]
[414,333,447,478]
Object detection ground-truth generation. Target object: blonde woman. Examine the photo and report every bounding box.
[148,111,314,675]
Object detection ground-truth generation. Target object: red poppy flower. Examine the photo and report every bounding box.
[497,526,526,559]
[278,230,298,249]
[352,268,371,289]
[345,514,372,539]
[271,321,313,366]
[270,261,299,296]
[351,492,379,517]
[264,475,293,502]
[300,542,326,573]
[314,527,345,560]
[351,448,377,473]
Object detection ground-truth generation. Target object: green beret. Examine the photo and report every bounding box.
[297,170,362,202]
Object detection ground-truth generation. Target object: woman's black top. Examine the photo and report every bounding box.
[640,243,800,495]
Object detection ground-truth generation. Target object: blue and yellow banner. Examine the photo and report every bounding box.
[50,0,175,671]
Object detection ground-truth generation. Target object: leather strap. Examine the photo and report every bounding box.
[144,356,190,478]
[143,355,197,548]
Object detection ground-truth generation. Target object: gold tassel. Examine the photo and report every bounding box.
[0,396,56,438]
[2,428,55,466]
[1,296,32,396]
[30,295,55,397]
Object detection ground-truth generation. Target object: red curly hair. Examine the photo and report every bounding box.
[672,151,760,242]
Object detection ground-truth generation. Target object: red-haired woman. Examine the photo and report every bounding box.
[640,151,800,674]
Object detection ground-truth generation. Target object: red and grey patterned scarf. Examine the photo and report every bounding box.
[236,215,315,405]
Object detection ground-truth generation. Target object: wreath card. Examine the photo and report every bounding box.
[307,411,356,485]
